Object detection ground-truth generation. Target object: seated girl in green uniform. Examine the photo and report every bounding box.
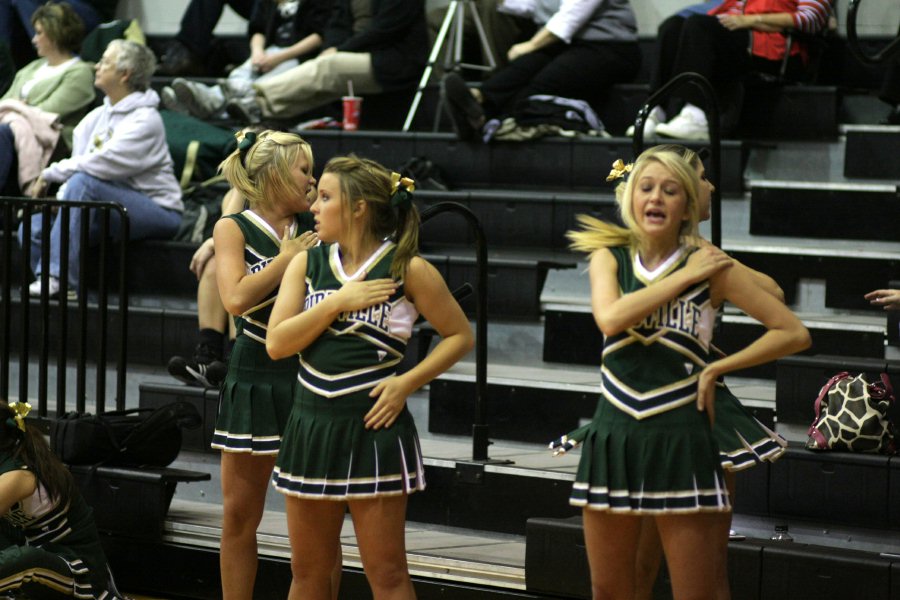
[0,400,124,599]
[565,145,810,599]
[212,130,322,600]
[267,156,474,599]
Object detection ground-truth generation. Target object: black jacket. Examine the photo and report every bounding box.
[322,0,427,91]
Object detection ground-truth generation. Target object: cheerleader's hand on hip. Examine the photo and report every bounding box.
[365,377,411,430]
[697,365,718,426]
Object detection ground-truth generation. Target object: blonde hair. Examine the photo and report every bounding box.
[568,145,701,256]
[219,129,314,212]
[322,156,420,280]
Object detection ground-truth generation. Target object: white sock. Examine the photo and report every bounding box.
[649,105,666,123]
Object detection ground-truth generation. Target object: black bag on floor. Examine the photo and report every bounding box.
[50,401,202,467]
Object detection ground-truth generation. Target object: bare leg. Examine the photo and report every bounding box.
[656,512,722,600]
[582,508,642,600]
[285,497,346,600]
[713,471,737,600]
[634,516,664,600]
[350,495,416,600]
[220,452,276,600]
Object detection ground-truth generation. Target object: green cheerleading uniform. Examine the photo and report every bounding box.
[211,209,314,454]
[273,240,426,500]
[570,245,730,513]
[0,456,120,599]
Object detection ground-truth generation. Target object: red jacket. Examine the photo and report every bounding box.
[710,0,806,63]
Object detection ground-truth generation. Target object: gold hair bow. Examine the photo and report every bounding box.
[8,401,31,432]
[390,173,416,209]
[390,173,416,195]
[606,159,633,182]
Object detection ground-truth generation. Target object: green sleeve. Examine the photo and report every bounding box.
[29,63,96,117]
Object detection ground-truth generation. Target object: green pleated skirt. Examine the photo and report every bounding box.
[211,335,298,454]
[272,385,425,500]
[570,395,731,514]
[714,382,786,471]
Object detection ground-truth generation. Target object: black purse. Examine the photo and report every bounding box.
[50,401,201,467]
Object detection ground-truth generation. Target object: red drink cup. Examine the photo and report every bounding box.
[342,96,362,131]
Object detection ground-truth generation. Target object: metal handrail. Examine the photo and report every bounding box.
[631,72,723,249]
[847,0,900,65]
[419,201,491,461]
[0,196,129,417]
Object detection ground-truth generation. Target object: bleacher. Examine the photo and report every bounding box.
[3,1,900,597]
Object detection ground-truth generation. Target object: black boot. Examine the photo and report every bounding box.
[156,40,202,77]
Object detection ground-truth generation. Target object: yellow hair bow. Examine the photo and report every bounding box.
[390,173,416,209]
[606,159,633,182]
[8,401,31,432]
[390,173,416,195]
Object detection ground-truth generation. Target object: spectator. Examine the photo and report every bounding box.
[638,0,832,140]
[225,0,427,125]
[879,24,900,125]
[440,0,641,141]
[865,288,900,310]
[157,0,256,76]
[0,1,95,196]
[1,0,118,68]
[24,40,183,300]
[162,0,330,120]
[167,187,244,388]
[0,399,125,599]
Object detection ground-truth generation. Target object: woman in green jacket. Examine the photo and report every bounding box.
[0,2,95,195]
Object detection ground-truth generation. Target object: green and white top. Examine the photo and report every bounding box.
[225,209,315,345]
[299,241,418,398]
[600,245,717,419]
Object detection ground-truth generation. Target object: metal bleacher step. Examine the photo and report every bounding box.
[843,124,900,179]
[298,130,748,195]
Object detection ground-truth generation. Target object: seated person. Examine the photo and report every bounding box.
[0,400,125,599]
[1,0,118,68]
[639,0,833,140]
[157,0,256,76]
[879,24,900,125]
[24,40,183,299]
[0,1,95,196]
[167,186,245,388]
[225,0,427,124]
[440,0,641,141]
[162,0,330,120]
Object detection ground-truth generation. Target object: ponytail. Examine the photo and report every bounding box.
[0,401,73,503]
[219,128,314,213]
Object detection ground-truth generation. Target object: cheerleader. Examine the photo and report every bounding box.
[566,146,810,599]
[267,156,474,599]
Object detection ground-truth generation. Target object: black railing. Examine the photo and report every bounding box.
[0,197,129,418]
[631,72,723,249]
[847,0,900,65]
[420,201,491,461]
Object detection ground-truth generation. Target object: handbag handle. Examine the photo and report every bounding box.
[807,371,850,449]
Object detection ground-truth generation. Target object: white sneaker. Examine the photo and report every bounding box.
[28,276,77,300]
[172,78,224,119]
[655,104,710,140]
[161,86,189,115]
[625,106,665,137]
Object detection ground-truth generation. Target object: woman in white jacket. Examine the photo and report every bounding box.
[25,39,183,299]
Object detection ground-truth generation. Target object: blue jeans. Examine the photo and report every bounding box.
[0,0,102,42]
[23,173,182,289]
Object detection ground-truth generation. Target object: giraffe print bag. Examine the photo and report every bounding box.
[806,371,898,454]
